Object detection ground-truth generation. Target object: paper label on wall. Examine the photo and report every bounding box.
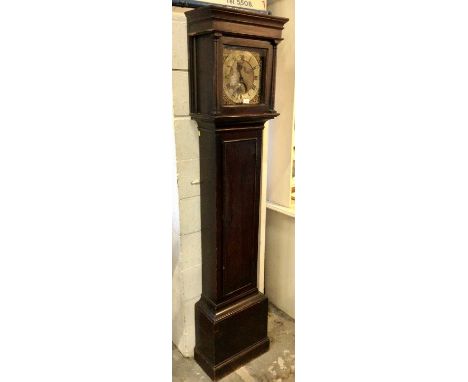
[196,0,267,12]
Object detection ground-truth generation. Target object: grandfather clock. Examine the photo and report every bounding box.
[186,5,288,380]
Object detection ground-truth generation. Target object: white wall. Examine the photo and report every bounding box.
[265,208,295,318]
[264,0,295,318]
[267,0,295,208]
[171,6,268,357]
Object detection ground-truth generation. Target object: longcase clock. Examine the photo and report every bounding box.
[185,6,288,380]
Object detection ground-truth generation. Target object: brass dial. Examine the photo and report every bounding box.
[223,49,261,105]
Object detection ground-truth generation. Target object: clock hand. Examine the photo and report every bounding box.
[238,70,247,92]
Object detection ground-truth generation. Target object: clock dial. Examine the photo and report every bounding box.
[223,48,262,105]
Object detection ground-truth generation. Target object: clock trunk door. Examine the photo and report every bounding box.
[220,128,262,300]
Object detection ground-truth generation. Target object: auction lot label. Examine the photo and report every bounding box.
[197,0,267,11]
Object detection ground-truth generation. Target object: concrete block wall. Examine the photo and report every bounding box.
[172,6,201,357]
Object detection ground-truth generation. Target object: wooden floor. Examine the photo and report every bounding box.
[172,304,295,381]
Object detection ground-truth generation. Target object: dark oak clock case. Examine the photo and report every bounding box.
[185,6,288,381]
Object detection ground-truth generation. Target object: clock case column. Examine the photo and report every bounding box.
[186,6,288,380]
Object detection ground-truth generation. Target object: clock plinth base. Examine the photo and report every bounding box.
[194,338,269,381]
[194,292,270,381]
